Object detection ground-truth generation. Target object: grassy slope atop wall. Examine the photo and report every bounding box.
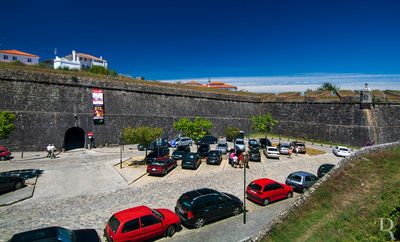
[266,147,400,242]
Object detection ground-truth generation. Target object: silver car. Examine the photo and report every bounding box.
[264,146,280,159]
[216,141,228,154]
[234,139,245,152]
[175,137,193,146]
[285,171,318,193]
[278,143,290,155]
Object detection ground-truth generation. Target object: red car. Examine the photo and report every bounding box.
[246,178,293,206]
[104,205,181,242]
[0,146,12,161]
[146,157,177,176]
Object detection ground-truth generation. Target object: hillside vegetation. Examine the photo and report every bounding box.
[265,146,400,242]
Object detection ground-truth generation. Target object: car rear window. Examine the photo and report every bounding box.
[178,194,193,209]
[249,140,258,145]
[289,175,302,182]
[208,151,219,157]
[268,147,278,152]
[235,140,244,145]
[297,143,305,147]
[151,160,166,166]
[248,182,262,191]
[218,143,227,147]
[108,215,121,234]
[339,148,349,152]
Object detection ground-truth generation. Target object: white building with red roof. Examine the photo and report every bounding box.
[0,50,40,65]
[54,50,108,70]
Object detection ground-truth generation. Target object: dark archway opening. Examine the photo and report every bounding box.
[64,127,85,151]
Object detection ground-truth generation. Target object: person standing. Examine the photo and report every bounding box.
[46,144,52,157]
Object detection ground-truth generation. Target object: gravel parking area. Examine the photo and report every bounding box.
[0,142,343,241]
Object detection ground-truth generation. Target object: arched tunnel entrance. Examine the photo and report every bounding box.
[64,127,85,151]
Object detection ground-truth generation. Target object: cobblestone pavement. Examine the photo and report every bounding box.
[0,144,342,241]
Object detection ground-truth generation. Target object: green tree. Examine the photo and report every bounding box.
[0,111,16,139]
[250,113,278,138]
[173,117,213,141]
[225,126,240,141]
[318,82,340,93]
[122,126,163,156]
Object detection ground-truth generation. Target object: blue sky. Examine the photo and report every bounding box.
[1,0,400,92]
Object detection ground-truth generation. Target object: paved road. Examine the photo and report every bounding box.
[0,143,342,241]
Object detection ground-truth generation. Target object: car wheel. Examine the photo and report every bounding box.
[302,187,307,193]
[14,181,23,190]
[287,192,293,198]
[263,198,270,206]
[166,225,176,237]
[194,217,205,228]
[232,206,241,216]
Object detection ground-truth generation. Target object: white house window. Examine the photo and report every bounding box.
[12,56,17,60]
[79,57,82,61]
[28,58,32,62]
[3,55,8,59]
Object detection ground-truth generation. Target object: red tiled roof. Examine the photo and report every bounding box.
[77,52,104,61]
[0,50,39,58]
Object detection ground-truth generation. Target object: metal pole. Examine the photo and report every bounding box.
[119,131,122,169]
[243,155,246,224]
[21,124,24,159]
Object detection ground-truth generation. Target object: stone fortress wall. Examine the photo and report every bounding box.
[0,67,399,150]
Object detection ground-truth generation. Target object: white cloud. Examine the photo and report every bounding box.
[159,73,400,93]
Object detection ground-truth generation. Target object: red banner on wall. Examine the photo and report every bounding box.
[92,89,105,125]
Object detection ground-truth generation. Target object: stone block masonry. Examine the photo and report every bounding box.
[0,67,399,150]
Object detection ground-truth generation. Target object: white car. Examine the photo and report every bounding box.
[333,146,350,157]
[175,137,193,146]
[234,139,245,152]
[264,146,280,159]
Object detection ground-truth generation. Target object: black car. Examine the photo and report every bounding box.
[206,150,222,165]
[195,135,218,145]
[171,145,191,160]
[182,152,201,169]
[145,147,170,164]
[317,164,335,178]
[259,138,272,149]
[0,176,25,193]
[248,148,261,162]
[175,188,243,228]
[9,226,101,242]
[197,144,210,157]
[248,139,260,150]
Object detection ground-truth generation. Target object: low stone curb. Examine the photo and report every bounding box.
[245,141,400,242]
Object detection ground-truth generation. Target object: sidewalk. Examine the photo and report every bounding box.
[167,198,293,242]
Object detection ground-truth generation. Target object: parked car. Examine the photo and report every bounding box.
[248,139,260,150]
[104,205,181,242]
[147,157,177,176]
[246,178,293,206]
[171,145,190,160]
[277,143,290,155]
[285,171,319,193]
[9,226,101,242]
[263,146,280,159]
[0,146,12,161]
[175,137,193,146]
[216,141,228,154]
[195,135,218,145]
[175,188,243,228]
[182,152,201,170]
[317,164,335,178]
[234,138,245,152]
[333,146,351,157]
[145,147,170,164]
[248,148,261,162]
[206,150,222,165]
[259,138,272,149]
[290,141,306,153]
[197,144,210,157]
[0,176,25,193]
[0,169,43,179]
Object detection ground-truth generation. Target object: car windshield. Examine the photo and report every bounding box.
[217,143,227,147]
[108,215,121,234]
[183,153,196,160]
[152,209,164,220]
[151,160,166,166]
[249,140,258,145]
[268,148,278,152]
[248,182,262,191]
[280,144,289,148]
[297,143,305,147]
[290,175,302,182]
[339,148,349,152]
[235,140,244,145]
[208,151,218,157]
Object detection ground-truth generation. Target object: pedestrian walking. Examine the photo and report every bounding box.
[46,144,52,157]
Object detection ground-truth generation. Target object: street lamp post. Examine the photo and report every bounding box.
[243,155,246,224]
[20,114,24,159]
[120,129,123,169]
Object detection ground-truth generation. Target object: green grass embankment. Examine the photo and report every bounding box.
[265,146,400,242]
